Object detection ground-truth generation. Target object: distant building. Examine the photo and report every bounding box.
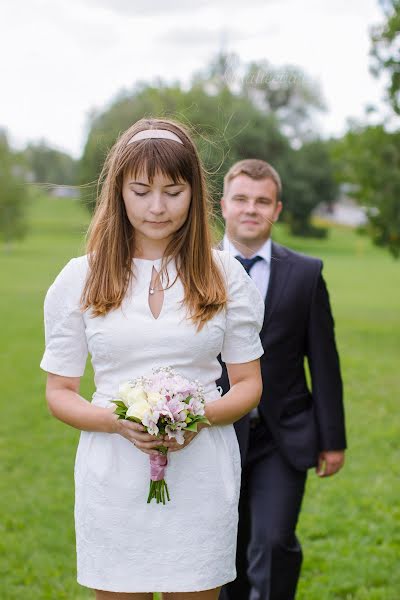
[50,185,80,198]
[313,184,368,227]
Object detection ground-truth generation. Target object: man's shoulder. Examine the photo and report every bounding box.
[272,242,322,271]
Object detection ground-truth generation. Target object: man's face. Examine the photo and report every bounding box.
[221,174,282,248]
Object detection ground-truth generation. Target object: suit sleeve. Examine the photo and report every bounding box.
[306,265,347,451]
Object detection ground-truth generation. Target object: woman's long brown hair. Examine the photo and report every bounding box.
[81,117,227,330]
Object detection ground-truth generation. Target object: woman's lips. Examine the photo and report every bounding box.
[146,221,170,227]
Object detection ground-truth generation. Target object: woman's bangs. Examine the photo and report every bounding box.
[123,141,193,185]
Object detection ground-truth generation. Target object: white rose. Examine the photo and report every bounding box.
[146,391,163,406]
[126,397,151,421]
[118,382,133,403]
[125,386,148,407]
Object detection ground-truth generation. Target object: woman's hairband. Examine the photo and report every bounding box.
[127,129,184,145]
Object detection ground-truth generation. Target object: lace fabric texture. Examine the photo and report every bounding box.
[40,250,265,592]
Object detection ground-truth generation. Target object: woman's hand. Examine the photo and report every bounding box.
[108,408,209,455]
[163,423,209,453]
[110,411,165,456]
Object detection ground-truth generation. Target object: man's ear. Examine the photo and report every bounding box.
[273,200,283,222]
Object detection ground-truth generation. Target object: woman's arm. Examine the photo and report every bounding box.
[205,359,262,426]
[46,373,115,431]
[45,373,163,454]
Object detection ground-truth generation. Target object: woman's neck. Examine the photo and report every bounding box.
[133,239,170,260]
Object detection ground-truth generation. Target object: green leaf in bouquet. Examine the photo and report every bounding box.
[115,410,127,418]
[125,416,142,424]
[185,422,200,432]
[112,400,127,409]
[185,416,210,431]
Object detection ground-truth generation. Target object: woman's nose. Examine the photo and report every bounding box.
[149,193,166,214]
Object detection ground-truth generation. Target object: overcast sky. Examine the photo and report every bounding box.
[1,0,386,158]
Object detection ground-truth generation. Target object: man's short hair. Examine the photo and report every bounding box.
[223,159,282,199]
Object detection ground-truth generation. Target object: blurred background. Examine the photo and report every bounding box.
[1,1,399,598]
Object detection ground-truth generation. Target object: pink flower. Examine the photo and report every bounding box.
[165,424,185,445]
[187,396,205,416]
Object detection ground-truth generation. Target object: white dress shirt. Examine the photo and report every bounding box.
[222,235,272,300]
[222,235,271,421]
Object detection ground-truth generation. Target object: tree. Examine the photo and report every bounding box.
[22,141,78,186]
[240,60,325,145]
[331,124,400,257]
[282,140,337,237]
[370,0,400,114]
[79,55,334,237]
[79,80,290,214]
[192,52,325,145]
[0,131,30,252]
[331,1,400,257]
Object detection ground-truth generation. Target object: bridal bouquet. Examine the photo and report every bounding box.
[112,366,210,505]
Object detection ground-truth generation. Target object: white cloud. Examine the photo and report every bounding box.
[78,0,276,17]
[78,0,210,16]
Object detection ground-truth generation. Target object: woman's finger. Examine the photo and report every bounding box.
[122,421,146,432]
[168,433,197,452]
[128,436,162,448]
[124,421,164,441]
[120,422,163,442]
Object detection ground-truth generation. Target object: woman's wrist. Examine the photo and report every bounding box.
[204,404,215,427]
[104,406,120,433]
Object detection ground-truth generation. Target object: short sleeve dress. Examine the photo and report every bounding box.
[40,249,265,593]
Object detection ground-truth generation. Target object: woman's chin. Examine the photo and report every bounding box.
[141,226,175,241]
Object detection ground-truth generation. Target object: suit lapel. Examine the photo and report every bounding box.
[261,242,292,334]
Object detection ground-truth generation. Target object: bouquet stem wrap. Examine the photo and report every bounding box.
[147,450,170,504]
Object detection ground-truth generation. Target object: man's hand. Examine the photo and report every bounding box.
[316,450,345,477]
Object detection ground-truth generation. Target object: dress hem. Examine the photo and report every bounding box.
[77,572,236,593]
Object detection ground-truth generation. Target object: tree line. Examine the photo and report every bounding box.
[1,1,399,256]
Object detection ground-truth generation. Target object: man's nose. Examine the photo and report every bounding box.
[244,202,257,214]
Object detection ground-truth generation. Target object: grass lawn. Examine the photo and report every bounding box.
[0,196,399,599]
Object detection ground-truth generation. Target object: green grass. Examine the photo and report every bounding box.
[1,196,399,599]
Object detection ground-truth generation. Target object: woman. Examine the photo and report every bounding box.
[40,118,265,599]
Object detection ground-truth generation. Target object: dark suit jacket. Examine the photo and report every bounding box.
[217,241,347,471]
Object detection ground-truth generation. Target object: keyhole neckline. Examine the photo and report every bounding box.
[132,257,163,264]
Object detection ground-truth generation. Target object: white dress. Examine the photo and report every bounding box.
[40,249,265,593]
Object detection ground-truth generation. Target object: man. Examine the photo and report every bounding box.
[217,159,347,600]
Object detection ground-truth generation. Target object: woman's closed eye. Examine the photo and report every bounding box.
[133,191,182,197]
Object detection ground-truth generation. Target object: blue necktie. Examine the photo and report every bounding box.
[235,255,263,275]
